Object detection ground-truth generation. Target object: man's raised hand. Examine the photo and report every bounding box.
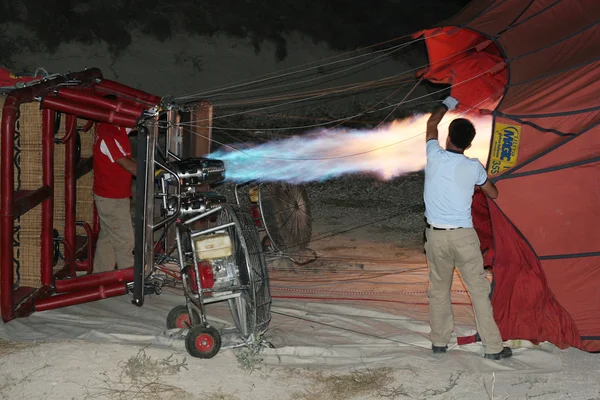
[442,96,459,111]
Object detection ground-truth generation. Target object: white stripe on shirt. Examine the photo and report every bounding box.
[114,138,127,156]
[99,139,114,162]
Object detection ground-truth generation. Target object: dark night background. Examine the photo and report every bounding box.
[0,0,470,65]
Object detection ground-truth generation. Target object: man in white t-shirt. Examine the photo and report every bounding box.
[423,96,512,360]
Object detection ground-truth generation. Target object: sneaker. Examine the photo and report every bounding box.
[484,346,512,360]
[432,345,448,354]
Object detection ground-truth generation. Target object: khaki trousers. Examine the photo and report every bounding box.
[94,195,134,273]
[424,227,503,354]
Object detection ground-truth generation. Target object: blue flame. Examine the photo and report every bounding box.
[207,122,427,183]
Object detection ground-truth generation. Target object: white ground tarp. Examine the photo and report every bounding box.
[0,263,563,375]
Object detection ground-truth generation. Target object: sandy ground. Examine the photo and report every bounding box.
[1,177,599,400]
[1,338,599,400]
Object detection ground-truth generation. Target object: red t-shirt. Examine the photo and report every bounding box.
[93,123,133,199]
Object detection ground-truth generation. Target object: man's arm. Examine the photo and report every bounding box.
[479,180,498,199]
[426,96,459,142]
[474,160,498,199]
[116,157,137,177]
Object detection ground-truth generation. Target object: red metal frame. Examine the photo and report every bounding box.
[75,221,95,275]
[42,97,138,128]
[64,114,77,278]
[55,88,146,118]
[34,283,128,312]
[1,68,160,322]
[54,267,134,294]
[41,109,55,286]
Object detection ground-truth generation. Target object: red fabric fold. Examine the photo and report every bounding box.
[470,192,582,349]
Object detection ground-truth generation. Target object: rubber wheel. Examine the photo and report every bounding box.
[166,305,199,329]
[153,281,163,295]
[185,325,221,359]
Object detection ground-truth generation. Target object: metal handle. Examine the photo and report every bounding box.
[152,160,181,230]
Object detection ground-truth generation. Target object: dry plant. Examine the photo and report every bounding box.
[0,364,52,400]
[524,391,561,399]
[296,366,394,400]
[378,384,413,399]
[234,336,266,373]
[418,370,464,399]
[81,348,192,400]
[0,338,38,356]
[200,391,239,400]
[510,376,548,390]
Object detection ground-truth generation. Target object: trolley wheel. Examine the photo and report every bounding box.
[166,305,199,329]
[185,325,221,359]
[153,281,163,295]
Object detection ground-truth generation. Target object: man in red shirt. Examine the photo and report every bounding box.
[93,121,137,272]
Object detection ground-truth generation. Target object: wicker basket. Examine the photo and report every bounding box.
[0,97,95,295]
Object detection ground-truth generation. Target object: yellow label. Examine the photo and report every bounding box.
[488,123,521,176]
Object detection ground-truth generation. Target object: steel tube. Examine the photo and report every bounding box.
[76,221,94,274]
[41,109,55,286]
[96,79,161,105]
[54,267,134,293]
[56,88,145,118]
[64,115,77,278]
[80,119,94,132]
[12,188,52,218]
[183,205,223,226]
[92,204,100,262]
[190,222,236,238]
[34,282,127,312]
[83,86,154,109]
[0,92,17,322]
[151,160,180,230]
[42,97,138,128]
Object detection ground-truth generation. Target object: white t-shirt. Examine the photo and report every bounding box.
[423,139,488,228]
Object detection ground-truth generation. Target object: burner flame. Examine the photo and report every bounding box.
[209,112,492,183]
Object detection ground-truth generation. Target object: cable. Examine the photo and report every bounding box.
[235,99,441,123]
[209,76,416,108]
[181,92,491,162]
[374,77,424,129]
[202,41,415,100]
[204,79,416,132]
[186,70,415,122]
[176,79,413,152]
[271,286,467,297]
[177,43,475,123]
[266,202,423,252]
[211,78,421,112]
[173,32,430,101]
[270,309,461,351]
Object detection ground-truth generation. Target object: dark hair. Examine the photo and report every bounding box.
[448,118,476,150]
